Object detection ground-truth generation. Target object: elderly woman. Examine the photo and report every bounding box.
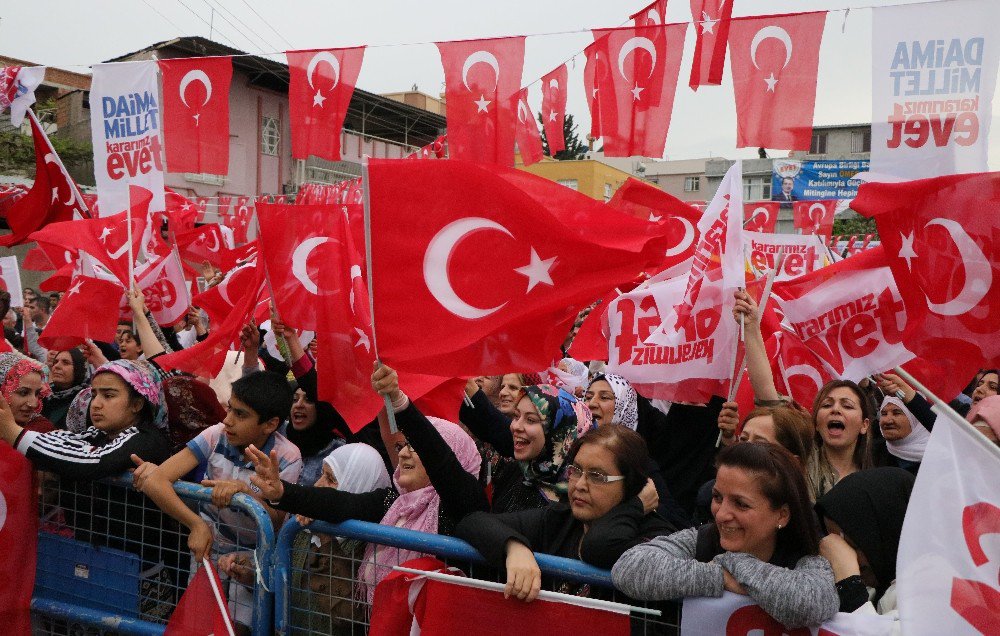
[42,348,90,430]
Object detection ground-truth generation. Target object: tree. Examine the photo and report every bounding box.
[833,212,878,239]
[538,112,587,160]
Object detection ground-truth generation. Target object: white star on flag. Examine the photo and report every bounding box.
[648,213,662,222]
[701,11,718,34]
[514,248,556,293]
[763,72,778,92]
[354,328,371,352]
[898,231,918,271]
[313,90,326,108]
[67,281,83,296]
[193,113,201,126]
[549,110,558,122]
[98,227,112,242]
[51,187,60,203]
[631,84,645,101]
[474,95,491,113]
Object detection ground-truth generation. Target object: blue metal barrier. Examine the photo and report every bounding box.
[32,473,276,636]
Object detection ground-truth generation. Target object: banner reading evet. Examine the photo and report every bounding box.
[89,61,165,217]
[870,0,1000,179]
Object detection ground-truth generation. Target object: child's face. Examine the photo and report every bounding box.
[90,373,143,435]
[223,395,271,451]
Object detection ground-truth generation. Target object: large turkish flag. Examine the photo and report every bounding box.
[159,56,232,175]
[287,47,366,161]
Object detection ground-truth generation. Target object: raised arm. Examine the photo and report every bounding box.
[127,288,166,359]
[734,289,781,404]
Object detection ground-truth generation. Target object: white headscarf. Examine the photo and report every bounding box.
[879,396,930,463]
[322,443,391,494]
[589,373,639,431]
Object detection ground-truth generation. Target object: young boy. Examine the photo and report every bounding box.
[135,370,301,632]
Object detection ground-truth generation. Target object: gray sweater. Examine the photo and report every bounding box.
[611,527,839,628]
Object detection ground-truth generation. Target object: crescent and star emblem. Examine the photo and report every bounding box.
[750,26,793,92]
[307,51,341,108]
[463,51,500,114]
[617,37,657,101]
[665,217,696,258]
[179,70,212,126]
[291,236,337,295]
[918,219,993,317]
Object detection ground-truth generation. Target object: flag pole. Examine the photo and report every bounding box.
[361,156,399,434]
[391,566,661,617]
[201,557,236,636]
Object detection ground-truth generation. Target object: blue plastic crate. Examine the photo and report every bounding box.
[34,531,142,618]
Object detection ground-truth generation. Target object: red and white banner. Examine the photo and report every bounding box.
[437,37,525,166]
[589,24,687,157]
[514,88,543,166]
[287,47,366,161]
[689,0,734,89]
[0,445,36,634]
[89,61,165,216]
[870,0,1000,180]
[743,201,779,233]
[540,65,567,155]
[728,12,828,150]
[159,56,232,175]
[898,412,1000,635]
[681,592,894,635]
[133,251,189,326]
[0,65,44,126]
[39,275,124,350]
[744,231,830,281]
[793,200,837,239]
[0,256,23,303]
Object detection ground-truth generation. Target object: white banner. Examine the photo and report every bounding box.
[744,231,831,281]
[0,256,23,307]
[90,61,165,217]
[681,592,895,636]
[897,414,1000,635]
[870,0,1000,179]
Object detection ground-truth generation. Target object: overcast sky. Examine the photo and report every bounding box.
[2,0,998,167]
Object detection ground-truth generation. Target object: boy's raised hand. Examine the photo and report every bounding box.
[246,444,285,502]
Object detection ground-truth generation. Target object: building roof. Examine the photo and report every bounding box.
[642,157,713,176]
[0,55,91,91]
[812,122,871,131]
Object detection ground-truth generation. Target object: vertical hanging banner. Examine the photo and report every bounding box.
[540,65,567,155]
[159,56,232,175]
[90,61,165,217]
[689,0,735,90]
[514,88,543,165]
[870,0,1000,179]
[287,47,366,162]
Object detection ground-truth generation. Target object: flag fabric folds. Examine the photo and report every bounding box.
[287,47,366,161]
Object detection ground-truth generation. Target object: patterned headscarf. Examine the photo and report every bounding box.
[519,384,595,489]
[67,360,167,432]
[0,352,51,416]
[589,373,639,430]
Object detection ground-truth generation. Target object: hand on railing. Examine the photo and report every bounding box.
[201,478,251,508]
[504,540,542,603]
[247,444,285,502]
[219,551,256,586]
[130,454,158,492]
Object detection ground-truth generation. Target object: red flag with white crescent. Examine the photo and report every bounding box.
[131,252,190,327]
[689,0,734,89]
[540,65,568,155]
[514,88,543,166]
[743,201,779,233]
[0,444,36,634]
[793,200,836,239]
[39,275,125,350]
[287,47,366,161]
[632,0,669,27]
[159,56,232,175]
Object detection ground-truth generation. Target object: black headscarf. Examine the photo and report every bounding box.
[815,467,915,595]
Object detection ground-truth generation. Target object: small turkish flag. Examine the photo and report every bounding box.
[176,223,227,267]
[514,88,543,166]
[852,171,1000,400]
[566,289,618,362]
[193,260,259,327]
[589,23,687,158]
[436,36,525,166]
[743,201,780,233]
[159,56,232,175]
[0,256,23,303]
[540,65,568,155]
[606,177,702,272]
[793,200,836,238]
[131,252,190,327]
[39,275,125,350]
[164,560,235,636]
[287,47,366,161]
[216,195,231,215]
[689,0,735,89]
[728,12,828,150]
[164,188,199,232]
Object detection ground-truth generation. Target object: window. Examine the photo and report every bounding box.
[184,173,225,185]
[557,179,579,191]
[810,132,828,155]
[742,177,771,201]
[851,130,871,154]
[604,183,613,201]
[261,116,280,156]
[684,176,700,192]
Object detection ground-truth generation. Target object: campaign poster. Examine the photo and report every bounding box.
[771,159,869,203]
[89,61,166,217]
[870,0,1000,179]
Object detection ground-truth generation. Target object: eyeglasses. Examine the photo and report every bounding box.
[566,464,625,485]
[393,440,414,454]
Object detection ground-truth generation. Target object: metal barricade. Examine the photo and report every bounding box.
[31,472,276,636]
[272,518,680,635]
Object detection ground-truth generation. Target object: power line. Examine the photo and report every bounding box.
[139,0,190,36]
[199,0,267,54]
[174,0,241,49]
[238,0,294,49]
[204,0,280,54]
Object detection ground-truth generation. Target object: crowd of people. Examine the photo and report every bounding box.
[1,277,998,635]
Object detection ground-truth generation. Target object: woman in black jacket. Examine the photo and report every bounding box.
[454,425,675,602]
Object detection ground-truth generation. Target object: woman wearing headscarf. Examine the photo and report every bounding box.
[874,396,931,474]
[0,352,53,433]
[459,372,544,457]
[286,382,346,487]
[816,467,915,620]
[246,364,488,602]
[42,349,90,430]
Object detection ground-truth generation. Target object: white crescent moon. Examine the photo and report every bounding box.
[517,99,532,124]
[752,206,771,222]
[665,217,695,258]
[423,217,513,319]
[646,8,662,24]
[179,69,212,108]
[548,78,559,90]
[291,237,331,295]
[617,37,657,81]
[750,26,793,70]
[924,218,993,316]
[0,490,6,534]
[785,364,823,392]
[808,202,827,223]
[462,51,500,92]
[202,230,220,253]
[307,51,341,90]
[44,153,76,206]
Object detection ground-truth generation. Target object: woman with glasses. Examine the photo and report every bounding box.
[454,425,676,602]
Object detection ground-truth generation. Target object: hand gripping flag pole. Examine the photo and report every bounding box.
[361,156,399,433]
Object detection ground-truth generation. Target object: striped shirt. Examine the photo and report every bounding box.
[16,422,172,480]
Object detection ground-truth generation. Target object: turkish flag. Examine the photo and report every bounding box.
[632,0,669,27]
[743,202,780,233]
[29,188,150,286]
[606,177,702,271]
[39,275,124,350]
[773,328,838,413]
[230,196,254,245]
[589,24,686,158]
[852,171,1000,400]
[366,159,671,376]
[540,65,568,155]
[0,111,88,247]
[728,12,827,150]
[583,33,612,139]
[164,561,235,635]
[216,195,231,215]
[131,251,190,327]
[689,0,735,89]
[514,88,544,166]
[164,188,199,232]
[0,444,36,634]
[437,36,525,166]
[38,263,75,293]
[193,260,260,327]
[159,56,232,175]
[159,263,266,377]
[287,47,365,161]
[793,200,836,239]
[176,223,227,267]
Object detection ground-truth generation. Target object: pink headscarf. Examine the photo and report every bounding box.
[358,417,481,602]
[967,395,1000,439]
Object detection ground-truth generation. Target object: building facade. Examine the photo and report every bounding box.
[516,156,634,202]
